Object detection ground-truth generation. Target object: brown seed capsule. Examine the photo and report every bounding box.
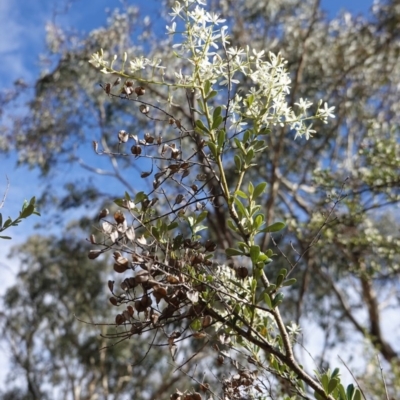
[114,210,125,224]
[131,145,142,157]
[126,80,134,87]
[114,261,129,273]
[144,132,154,143]
[115,314,125,325]
[88,250,101,259]
[204,240,217,252]
[109,296,118,306]
[236,266,249,279]
[98,208,109,220]
[139,105,149,114]
[134,86,145,96]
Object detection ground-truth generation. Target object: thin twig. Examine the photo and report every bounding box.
[376,354,390,400]
[0,175,10,209]
[338,355,367,400]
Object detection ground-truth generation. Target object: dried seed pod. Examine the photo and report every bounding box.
[153,285,167,298]
[122,310,131,321]
[131,145,142,157]
[122,86,133,96]
[202,315,213,328]
[139,104,149,114]
[104,82,111,95]
[175,194,184,205]
[191,184,198,193]
[168,164,180,173]
[89,234,96,244]
[126,80,133,87]
[118,130,129,143]
[98,208,109,220]
[236,266,249,279]
[115,314,125,325]
[134,86,145,96]
[135,270,150,284]
[114,261,129,273]
[112,77,121,86]
[204,240,217,252]
[144,132,154,143]
[109,296,118,306]
[108,280,114,292]
[88,250,101,259]
[127,305,134,317]
[181,169,190,180]
[167,275,179,284]
[114,210,125,224]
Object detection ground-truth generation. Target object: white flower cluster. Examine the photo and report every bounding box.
[89,0,335,139]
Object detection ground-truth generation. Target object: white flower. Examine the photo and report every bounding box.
[295,97,313,111]
[319,102,335,121]
[166,22,177,34]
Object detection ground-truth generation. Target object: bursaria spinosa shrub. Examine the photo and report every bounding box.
[88,1,360,399]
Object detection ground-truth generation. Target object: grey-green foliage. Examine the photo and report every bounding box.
[1,0,399,398]
[0,196,40,240]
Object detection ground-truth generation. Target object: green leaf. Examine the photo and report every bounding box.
[217,129,225,148]
[263,292,272,308]
[204,80,211,95]
[248,181,254,197]
[234,155,242,172]
[272,293,284,308]
[235,190,247,199]
[234,197,248,218]
[212,115,223,130]
[253,214,264,230]
[0,235,12,240]
[313,391,325,400]
[346,384,355,399]
[0,213,2,227]
[167,221,179,231]
[260,221,286,233]
[337,383,347,399]
[244,148,254,165]
[321,374,329,393]
[190,318,202,331]
[213,106,222,120]
[250,245,260,264]
[134,191,147,203]
[227,219,238,232]
[195,119,210,133]
[205,90,217,100]
[328,378,338,394]
[253,182,267,199]
[20,204,34,218]
[124,191,131,201]
[282,278,297,287]
[225,248,244,257]
[3,217,12,229]
[353,389,361,400]
[208,141,218,158]
[276,274,284,287]
[196,210,208,224]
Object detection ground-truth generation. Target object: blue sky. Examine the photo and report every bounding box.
[0,0,375,389]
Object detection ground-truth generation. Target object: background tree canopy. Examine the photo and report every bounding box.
[0,0,399,399]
